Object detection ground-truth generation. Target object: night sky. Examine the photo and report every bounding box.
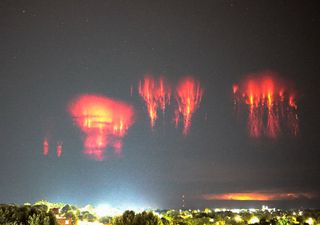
[1,0,320,209]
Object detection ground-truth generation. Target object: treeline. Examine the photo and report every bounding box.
[0,204,58,225]
[113,210,163,225]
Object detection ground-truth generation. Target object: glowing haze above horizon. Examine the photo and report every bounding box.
[0,0,319,209]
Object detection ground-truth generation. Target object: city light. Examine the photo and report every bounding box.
[248,216,260,224]
[234,215,243,223]
[305,217,314,225]
[78,222,103,225]
[95,204,122,217]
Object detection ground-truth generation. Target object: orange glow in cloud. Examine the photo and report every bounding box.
[68,94,134,161]
[138,75,171,128]
[175,77,204,135]
[233,71,299,138]
[202,192,317,201]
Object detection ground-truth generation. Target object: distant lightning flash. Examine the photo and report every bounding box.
[202,192,317,201]
[68,94,134,161]
[138,75,171,128]
[233,71,299,138]
[175,77,204,135]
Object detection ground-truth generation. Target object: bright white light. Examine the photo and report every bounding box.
[231,209,240,213]
[78,222,103,225]
[248,216,259,224]
[118,202,147,213]
[234,215,243,223]
[95,204,122,217]
[305,217,314,225]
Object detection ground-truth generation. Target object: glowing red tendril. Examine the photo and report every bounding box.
[56,142,63,158]
[68,94,134,161]
[43,138,49,156]
[233,72,299,138]
[175,77,204,135]
[138,75,171,128]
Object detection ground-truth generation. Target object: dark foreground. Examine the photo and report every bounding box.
[1,201,320,225]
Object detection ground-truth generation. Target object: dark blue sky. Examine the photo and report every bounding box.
[0,0,319,209]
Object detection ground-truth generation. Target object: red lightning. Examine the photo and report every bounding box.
[68,94,134,161]
[43,138,49,156]
[138,75,171,128]
[175,77,204,135]
[233,71,299,138]
[56,142,63,158]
